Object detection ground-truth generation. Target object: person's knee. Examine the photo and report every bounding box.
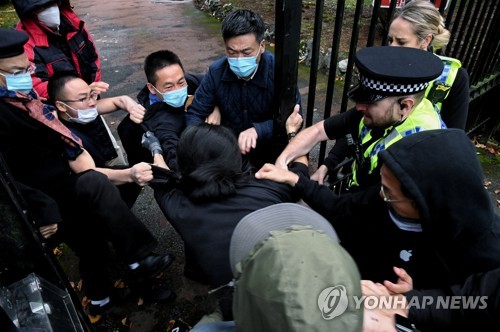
[75,170,114,197]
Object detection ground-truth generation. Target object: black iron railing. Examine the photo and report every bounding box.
[274,0,500,165]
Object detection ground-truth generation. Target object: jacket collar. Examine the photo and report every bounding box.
[221,50,271,89]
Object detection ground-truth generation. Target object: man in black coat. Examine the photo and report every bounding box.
[0,28,174,315]
[117,49,210,170]
[256,129,500,292]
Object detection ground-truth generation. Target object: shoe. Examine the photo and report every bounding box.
[87,287,133,316]
[130,253,175,283]
[135,279,176,304]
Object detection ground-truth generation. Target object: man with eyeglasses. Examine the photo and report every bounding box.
[0,28,176,318]
[256,129,500,330]
[186,9,302,169]
[48,73,150,206]
[276,46,445,191]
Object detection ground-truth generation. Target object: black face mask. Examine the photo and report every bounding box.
[387,206,422,233]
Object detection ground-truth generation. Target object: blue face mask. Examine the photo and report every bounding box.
[0,72,33,94]
[227,44,262,79]
[153,85,188,108]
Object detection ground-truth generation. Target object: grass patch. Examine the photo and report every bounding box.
[0,3,18,28]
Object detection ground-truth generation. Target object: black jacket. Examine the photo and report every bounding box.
[142,101,185,170]
[406,268,500,331]
[117,73,204,167]
[295,129,500,289]
[154,163,308,287]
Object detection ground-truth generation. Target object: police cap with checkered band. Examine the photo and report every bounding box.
[348,46,444,104]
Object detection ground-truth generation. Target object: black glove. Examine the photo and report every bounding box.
[141,131,162,156]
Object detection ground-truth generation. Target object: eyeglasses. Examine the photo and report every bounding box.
[380,185,413,203]
[0,64,36,76]
[59,91,99,105]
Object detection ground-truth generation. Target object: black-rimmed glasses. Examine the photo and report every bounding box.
[59,91,99,105]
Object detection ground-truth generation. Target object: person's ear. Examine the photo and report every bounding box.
[259,40,266,53]
[147,82,157,95]
[398,97,415,115]
[55,100,67,113]
[422,33,433,51]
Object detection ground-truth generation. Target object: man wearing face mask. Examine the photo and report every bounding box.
[276,46,445,190]
[0,28,176,318]
[48,73,149,207]
[12,0,125,168]
[117,50,209,170]
[12,0,107,99]
[186,9,302,169]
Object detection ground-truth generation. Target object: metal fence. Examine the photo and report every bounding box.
[274,0,500,164]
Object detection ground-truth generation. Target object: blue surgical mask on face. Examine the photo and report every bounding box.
[227,44,262,79]
[153,85,188,108]
[61,102,99,124]
[0,72,33,94]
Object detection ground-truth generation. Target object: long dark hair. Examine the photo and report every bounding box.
[177,124,251,201]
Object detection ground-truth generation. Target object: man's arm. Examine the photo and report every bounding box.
[186,69,218,127]
[96,96,146,124]
[68,149,153,186]
[275,120,328,169]
[16,181,62,239]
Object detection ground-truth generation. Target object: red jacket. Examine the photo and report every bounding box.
[15,1,101,98]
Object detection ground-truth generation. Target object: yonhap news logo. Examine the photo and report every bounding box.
[318,285,488,319]
[317,285,349,320]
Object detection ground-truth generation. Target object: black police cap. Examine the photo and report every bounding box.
[0,29,29,59]
[348,46,444,104]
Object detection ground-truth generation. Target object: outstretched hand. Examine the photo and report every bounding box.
[89,81,110,94]
[384,267,413,294]
[255,163,299,186]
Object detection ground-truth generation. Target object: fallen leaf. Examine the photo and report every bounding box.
[110,121,116,125]
[484,180,492,187]
[137,298,144,306]
[114,279,126,288]
[52,247,63,257]
[77,279,83,291]
[81,296,90,308]
[88,314,101,324]
[495,190,500,195]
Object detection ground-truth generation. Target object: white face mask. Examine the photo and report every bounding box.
[61,102,99,124]
[37,5,61,29]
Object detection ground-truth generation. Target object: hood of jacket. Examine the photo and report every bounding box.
[233,226,362,332]
[13,0,70,19]
[378,129,498,241]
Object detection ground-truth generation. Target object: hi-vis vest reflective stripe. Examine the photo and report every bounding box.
[425,56,462,113]
[350,98,444,187]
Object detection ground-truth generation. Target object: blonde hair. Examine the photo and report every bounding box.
[394,0,451,51]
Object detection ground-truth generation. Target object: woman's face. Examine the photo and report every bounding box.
[388,17,428,50]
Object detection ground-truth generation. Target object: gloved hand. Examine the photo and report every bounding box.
[141,131,163,156]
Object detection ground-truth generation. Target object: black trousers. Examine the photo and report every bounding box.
[47,170,157,300]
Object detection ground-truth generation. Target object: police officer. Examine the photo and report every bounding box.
[275,46,444,190]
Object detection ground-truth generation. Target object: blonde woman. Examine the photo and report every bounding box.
[388,0,469,129]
